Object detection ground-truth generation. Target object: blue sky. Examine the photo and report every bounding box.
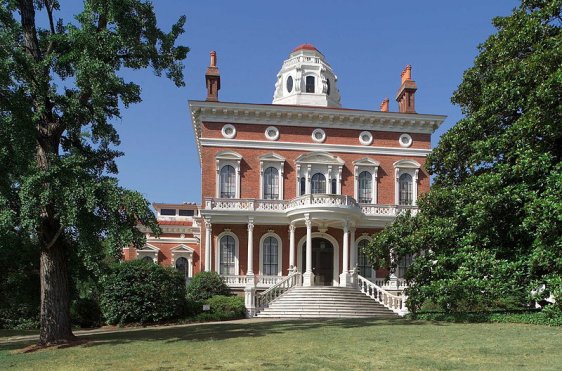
[59,1,520,204]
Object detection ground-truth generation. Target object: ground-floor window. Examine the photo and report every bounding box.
[219,235,236,275]
[357,239,372,278]
[262,236,279,275]
[175,257,189,280]
[398,254,413,278]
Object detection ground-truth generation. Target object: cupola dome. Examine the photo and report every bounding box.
[272,44,341,107]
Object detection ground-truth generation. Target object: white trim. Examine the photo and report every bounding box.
[354,157,379,204]
[216,151,242,199]
[171,244,194,278]
[394,160,420,206]
[311,128,326,143]
[359,131,373,146]
[259,153,285,200]
[215,231,240,275]
[221,124,236,139]
[136,243,160,263]
[296,233,340,286]
[264,126,280,141]
[399,133,413,148]
[201,138,432,157]
[259,232,283,276]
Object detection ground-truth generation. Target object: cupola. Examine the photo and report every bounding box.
[272,44,341,107]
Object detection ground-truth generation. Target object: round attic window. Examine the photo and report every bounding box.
[265,126,279,141]
[359,131,373,146]
[399,133,413,147]
[221,124,236,139]
[311,128,326,143]
[286,76,293,93]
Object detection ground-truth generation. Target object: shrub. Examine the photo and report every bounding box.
[186,271,230,301]
[193,295,245,321]
[100,260,187,325]
[71,297,102,328]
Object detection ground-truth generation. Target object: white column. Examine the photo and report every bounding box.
[303,214,314,286]
[413,169,419,206]
[340,219,352,287]
[204,219,212,272]
[289,223,296,271]
[349,225,356,269]
[247,218,254,276]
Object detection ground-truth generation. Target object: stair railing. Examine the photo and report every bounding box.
[356,274,408,316]
[256,271,302,310]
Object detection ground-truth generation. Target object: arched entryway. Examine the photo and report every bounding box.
[298,236,338,286]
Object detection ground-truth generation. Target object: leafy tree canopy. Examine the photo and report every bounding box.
[0,0,188,344]
[365,0,561,313]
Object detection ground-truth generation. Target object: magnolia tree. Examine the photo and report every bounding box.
[0,0,188,344]
[365,0,561,313]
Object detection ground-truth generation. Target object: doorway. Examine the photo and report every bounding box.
[302,238,334,286]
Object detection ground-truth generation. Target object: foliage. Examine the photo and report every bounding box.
[192,295,246,321]
[186,272,231,301]
[100,260,187,325]
[411,307,562,326]
[70,298,102,328]
[0,0,188,343]
[365,0,562,313]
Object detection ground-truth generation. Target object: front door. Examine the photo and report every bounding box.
[303,238,334,286]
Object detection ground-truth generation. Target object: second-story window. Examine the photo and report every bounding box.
[306,76,315,93]
[263,167,279,200]
[358,171,372,203]
[300,177,306,196]
[331,178,337,194]
[220,165,236,198]
[311,173,326,194]
[399,173,413,205]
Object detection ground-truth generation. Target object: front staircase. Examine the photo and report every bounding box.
[256,286,398,318]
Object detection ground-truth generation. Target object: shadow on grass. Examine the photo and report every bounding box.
[0,318,449,352]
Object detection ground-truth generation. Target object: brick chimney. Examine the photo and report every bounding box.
[205,51,220,101]
[395,65,417,113]
[379,98,389,112]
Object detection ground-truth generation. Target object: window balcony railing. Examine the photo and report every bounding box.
[222,275,286,289]
[204,195,418,217]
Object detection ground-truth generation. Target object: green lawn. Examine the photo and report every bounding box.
[1,318,561,370]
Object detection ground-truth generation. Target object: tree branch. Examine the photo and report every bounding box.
[18,0,42,61]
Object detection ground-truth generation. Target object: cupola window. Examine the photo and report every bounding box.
[305,76,315,93]
[286,76,293,93]
[326,79,330,95]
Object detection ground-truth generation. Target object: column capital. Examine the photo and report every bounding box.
[247,218,254,231]
[289,223,296,233]
[204,218,212,229]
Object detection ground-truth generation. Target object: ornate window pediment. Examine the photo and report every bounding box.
[296,151,344,166]
[136,243,159,263]
[393,160,421,205]
[295,152,344,196]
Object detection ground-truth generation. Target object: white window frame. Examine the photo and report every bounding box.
[393,159,421,206]
[215,231,239,275]
[136,243,159,263]
[171,244,194,278]
[215,151,242,199]
[295,152,344,196]
[353,158,379,204]
[355,236,375,279]
[259,232,283,276]
[304,73,317,94]
[259,153,285,200]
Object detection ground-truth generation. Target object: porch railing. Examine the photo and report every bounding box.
[357,274,408,316]
[372,278,408,290]
[256,271,302,310]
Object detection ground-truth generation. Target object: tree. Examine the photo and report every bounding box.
[0,0,188,344]
[365,0,561,313]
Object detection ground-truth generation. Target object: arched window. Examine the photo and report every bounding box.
[399,173,413,205]
[357,239,372,278]
[220,165,236,198]
[219,235,236,275]
[358,171,372,203]
[141,256,154,263]
[262,236,279,275]
[175,257,189,279]
[300,177,306,196]
[331,178,337,194]
[311,173,326,194]
[305,76,315,93]
[263,167,279,200]
[398,254,413,278]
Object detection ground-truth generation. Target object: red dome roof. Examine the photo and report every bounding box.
[292,43,318,52]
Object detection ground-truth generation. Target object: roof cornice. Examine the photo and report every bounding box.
[189,100,446,163]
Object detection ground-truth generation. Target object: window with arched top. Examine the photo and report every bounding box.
[358,171,373,203]
[141,255,154,263]
[219,235,236,275]
[311,173,326,194]
[175,257,189,279]
[399,173,413,205]
[263,167,279,200]
[357,239,372,278]
[331,178,337,194]
[305,76,315,93]
[262,236,279,276]
[220,165,236,198]
[300,177,306,196]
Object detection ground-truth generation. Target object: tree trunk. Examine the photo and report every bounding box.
[38,235,75,345]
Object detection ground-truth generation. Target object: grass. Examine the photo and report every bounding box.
[1,318,561,370]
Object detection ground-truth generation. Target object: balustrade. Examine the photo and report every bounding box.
[255,271,302,310]
[356,274,408,315]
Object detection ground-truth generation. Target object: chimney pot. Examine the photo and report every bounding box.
[210,51,217,67]
[395,65,417,113]
[205,51,221,101]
